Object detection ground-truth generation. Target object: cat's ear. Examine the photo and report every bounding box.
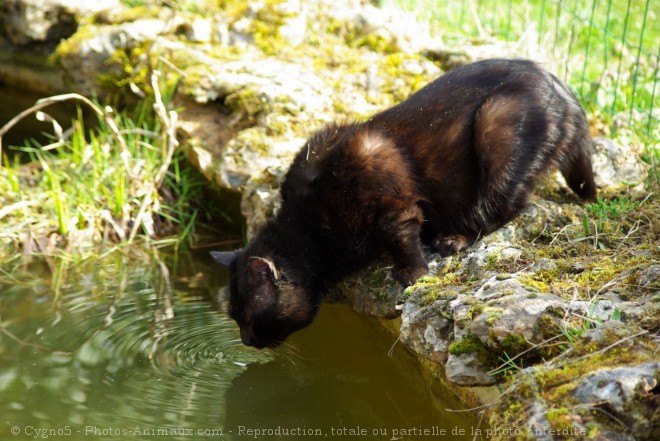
[248,257,279,282]
[210,250,240,267]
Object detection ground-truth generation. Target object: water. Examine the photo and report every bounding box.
[0,250,479,441]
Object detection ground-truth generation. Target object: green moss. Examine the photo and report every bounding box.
[248,0,296,56]
[500,334,528,354]
[490,324,657,438]
[480,248,529,274]
[447,331,531,374]
[225,85,274,118]
[483,306,505,325]
[97,45,152,94]
[534,314,563,340]
[403,272,464,304]
[518,274,551,293]
[448,334,487,356]
[545,408,574,432]
[177,64,214,96]
[52,23,97,64]
[538,348,652,390]
[218,0,250,20]
[231,127,272,156]
[484,252,500,270]
[354,32,397,53]
[466,297,484,320]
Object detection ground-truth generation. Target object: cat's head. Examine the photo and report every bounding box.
[210,250,317,349]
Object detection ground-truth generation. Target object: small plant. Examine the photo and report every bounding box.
[0,70,222,262]
[581,195,639,249]
[586,196,637,221]
[490,351,524,377]
[556,300,616,352]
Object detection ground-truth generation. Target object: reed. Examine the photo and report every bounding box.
[0,70,213,262]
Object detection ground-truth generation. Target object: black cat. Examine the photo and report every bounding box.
[212,58,596,349]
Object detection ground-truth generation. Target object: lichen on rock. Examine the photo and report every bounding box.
[490,322,659,440]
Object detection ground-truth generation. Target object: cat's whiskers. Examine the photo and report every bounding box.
[281,342,303,354]
[272,342,311,364]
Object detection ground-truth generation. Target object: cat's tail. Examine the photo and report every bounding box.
[559,132,597,201]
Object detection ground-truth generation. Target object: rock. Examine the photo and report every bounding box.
[424,43,518,71]
[400,287,457,363]
[592,136,645,188]
[338,264,403,319]
[178,17,215,42]
[240,169,285,237]
[398,257,659,390]
[567,299,620,322]
[637,264,660,292]
[57,18,171,94]
[183,57,332,115]
[0,0,120,46]
[277,0,307,46]
[516,199,583,241]
[573,361,659,411]
[530,258,557,273]
[439,299,497,386]
[460,236,522,279]
[490,322,658,440]
[445,353,497,386]
[472,281,564,346]
[422,276,565,387]
[326,1,438,54]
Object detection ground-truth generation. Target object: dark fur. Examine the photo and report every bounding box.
[212,59,596,348]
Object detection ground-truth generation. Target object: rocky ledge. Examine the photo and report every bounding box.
[1,0,658,438]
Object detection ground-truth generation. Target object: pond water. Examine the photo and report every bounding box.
[0,249,480,441]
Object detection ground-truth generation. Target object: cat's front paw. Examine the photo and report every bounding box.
[432,234,470,257]
[391,264,429,287]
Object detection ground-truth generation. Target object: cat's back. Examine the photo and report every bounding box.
[280,123,418,233]
[372,59,572,134]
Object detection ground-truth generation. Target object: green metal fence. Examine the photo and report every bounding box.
[386,0,659,144]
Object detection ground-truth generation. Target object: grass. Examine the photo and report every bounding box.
[580,194,640,248]
[0,70,229,263]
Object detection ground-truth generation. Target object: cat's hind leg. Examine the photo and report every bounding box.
[431,233,475,257]
[559,135,597,201]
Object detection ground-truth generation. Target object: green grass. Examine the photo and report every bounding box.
[0,73,228,262]
[385,0,659,174]
[579,193,651,249]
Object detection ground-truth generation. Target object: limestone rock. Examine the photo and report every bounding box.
[637,264,660,292]
[326,1,438,54]
[338,264,403,319]
[472,281,564,345]
[574,361,659,415]
[592,136,645,188]
[489,322,658,439]
[460,229,522,279]
[0,0,120,46]
[182,57,332,115]
[445,353,497,386]
[399,288,456,363]
[423,42,519,71]
[58,18,171,94]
